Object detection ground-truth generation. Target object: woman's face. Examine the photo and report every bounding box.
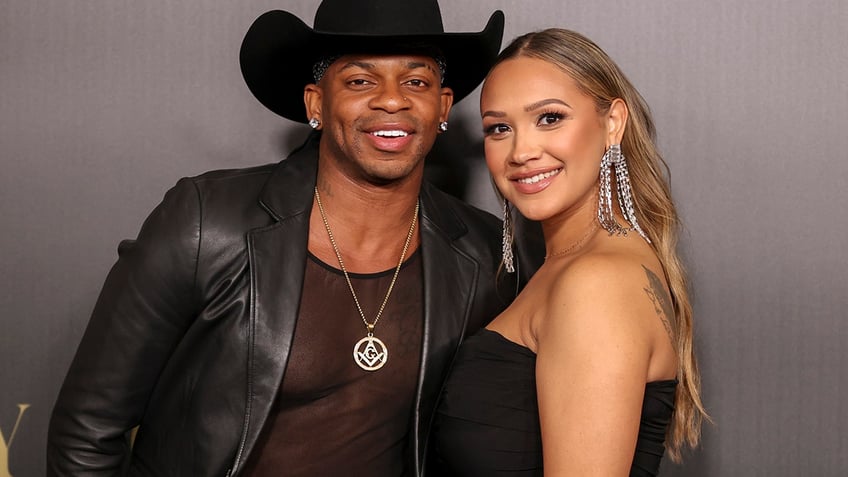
[480,56,614,223]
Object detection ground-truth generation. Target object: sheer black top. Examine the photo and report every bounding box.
[243,252,423,476]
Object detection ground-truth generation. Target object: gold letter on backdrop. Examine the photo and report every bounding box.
[0,404,30,477]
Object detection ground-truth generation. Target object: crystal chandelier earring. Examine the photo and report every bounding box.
[501,198,515,273]
[597,144,650,243]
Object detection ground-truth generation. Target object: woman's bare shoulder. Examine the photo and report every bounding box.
[535,246,665,346]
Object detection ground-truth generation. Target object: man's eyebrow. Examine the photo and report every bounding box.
[336,59,440,77]
[338,61,375,71]
[407,61,439,75]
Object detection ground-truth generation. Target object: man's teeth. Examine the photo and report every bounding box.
[372,130,409,137]
[518,169,561,184]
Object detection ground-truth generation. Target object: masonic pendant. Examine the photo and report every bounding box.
[354,334,388,371]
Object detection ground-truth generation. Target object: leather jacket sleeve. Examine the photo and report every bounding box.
[47,178,203,475]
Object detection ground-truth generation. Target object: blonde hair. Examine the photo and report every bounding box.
[495,28,708,461]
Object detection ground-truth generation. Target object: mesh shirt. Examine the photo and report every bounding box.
[242,250,423,477]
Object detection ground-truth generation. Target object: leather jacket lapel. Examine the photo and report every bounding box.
[231,136,318,473]
[412,184,478,475]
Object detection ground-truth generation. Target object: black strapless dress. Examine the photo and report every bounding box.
[430,328,676,476]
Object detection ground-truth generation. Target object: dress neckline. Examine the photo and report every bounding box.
[477,328,679,387]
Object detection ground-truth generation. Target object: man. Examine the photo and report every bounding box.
[47,1,530,475]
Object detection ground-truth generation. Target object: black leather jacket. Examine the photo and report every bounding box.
[47,137,526,476]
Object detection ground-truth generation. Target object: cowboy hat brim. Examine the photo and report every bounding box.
[240,10,505,123]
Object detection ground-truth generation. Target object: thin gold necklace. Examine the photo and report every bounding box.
[314,187,419,371]
[545,220,600,260]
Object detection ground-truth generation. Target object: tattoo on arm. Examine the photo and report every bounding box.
[642,265,677,343]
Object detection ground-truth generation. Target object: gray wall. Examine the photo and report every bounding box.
[2,1,846,475]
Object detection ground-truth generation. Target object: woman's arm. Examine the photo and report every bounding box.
[535,254,668,476]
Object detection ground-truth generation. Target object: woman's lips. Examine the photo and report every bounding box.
[510,168,562,194]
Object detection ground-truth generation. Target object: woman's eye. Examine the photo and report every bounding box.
[538,112,564,126]
[484,124,511,136]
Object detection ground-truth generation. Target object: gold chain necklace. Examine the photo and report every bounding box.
[314,187,419,371]
[544,220,600,260]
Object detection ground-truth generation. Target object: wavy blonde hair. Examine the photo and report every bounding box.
[494,28,708,461]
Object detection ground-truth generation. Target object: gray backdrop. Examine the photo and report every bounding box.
[2,1,846,475]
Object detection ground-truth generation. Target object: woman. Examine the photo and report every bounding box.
[430,29,708,476]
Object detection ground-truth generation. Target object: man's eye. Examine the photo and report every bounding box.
[406,79,427,87]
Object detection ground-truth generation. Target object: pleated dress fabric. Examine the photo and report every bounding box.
[431,328,677,477]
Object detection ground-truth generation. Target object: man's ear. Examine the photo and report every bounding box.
[606,98,628,146]
[304,84,322,128]
[439,87,454,123]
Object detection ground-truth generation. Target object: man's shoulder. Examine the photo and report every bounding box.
[421,183,501,237]
[183,138,317,204]
[169,162,285,231]
[426,183,498,217]
[188,162,278,189]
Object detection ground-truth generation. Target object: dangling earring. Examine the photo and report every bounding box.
[598,145,620,235]
[501,198,515,273]
[597,144,650,243]
[308,118,321,129]
[438,121,448,132]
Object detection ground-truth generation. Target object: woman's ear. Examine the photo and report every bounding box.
[606,98,628,146]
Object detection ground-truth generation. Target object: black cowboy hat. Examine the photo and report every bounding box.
[240,0,505,123]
